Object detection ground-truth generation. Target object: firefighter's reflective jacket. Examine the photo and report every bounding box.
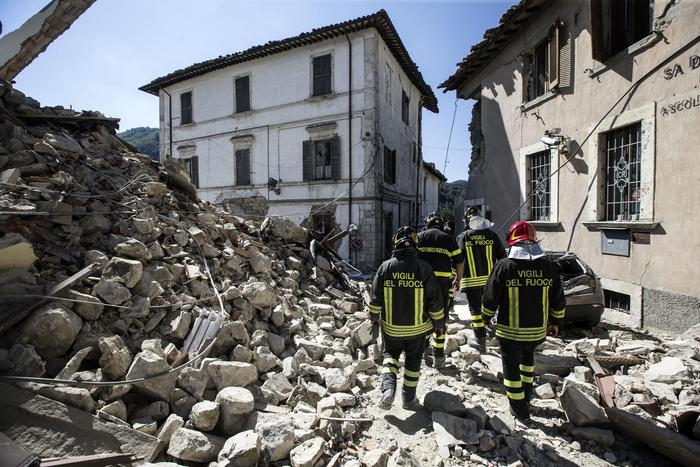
[369,248,445,339]
[481,256,566,342]
[456,228,506,290]
[417,227,464,280]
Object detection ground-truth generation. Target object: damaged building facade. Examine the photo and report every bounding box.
[441,0,700,332]
[140,10,440,269]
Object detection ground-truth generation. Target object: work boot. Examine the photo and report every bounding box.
[467,336,486,353]
[379,388,395,409]
[402,396,421,411]
[433,356,445,369]
[509,402,531,423]
[423,346,433,367]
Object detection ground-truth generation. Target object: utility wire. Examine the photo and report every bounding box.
[442,98,459,174]
[495,34,700,233]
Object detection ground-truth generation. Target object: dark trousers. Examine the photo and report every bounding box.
[464,287,485,338]
[499,338,539,410]
[382,334,425,400]
[425,279,451,358]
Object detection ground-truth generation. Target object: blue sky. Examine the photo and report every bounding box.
[0,0,511,182]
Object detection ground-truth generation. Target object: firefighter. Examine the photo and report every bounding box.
[456,206,506,352]
[369,226,445,410]
[417,211,464,368]
[481,221,566,421]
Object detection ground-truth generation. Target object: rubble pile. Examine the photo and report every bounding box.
[0,82,380,465]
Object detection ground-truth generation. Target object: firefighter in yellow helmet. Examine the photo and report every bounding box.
[369,226,444,410]
[481,221,566,421]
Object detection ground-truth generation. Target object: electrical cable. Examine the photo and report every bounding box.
[495,34,700,233]
[442,98,459,174]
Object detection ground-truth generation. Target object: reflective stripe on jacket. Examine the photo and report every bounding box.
[417,227,464,279]
[456,228,506,290]
[369,248,445,339]
[481,255,566,342]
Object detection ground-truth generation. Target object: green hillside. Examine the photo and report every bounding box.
[119,127,159,161]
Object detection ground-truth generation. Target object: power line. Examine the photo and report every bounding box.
[442,98,459,174]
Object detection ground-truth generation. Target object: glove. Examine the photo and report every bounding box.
[433,325,445,336]
[547,324,559,337]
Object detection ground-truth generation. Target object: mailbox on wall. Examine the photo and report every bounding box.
[601,229,630,257]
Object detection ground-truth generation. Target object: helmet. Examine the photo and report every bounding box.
[507,221,537,247]
[424,211,443,228]
[392,226,419,250]
[465,205,481,219]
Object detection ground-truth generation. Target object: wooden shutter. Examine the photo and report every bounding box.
[313,55,332,96]
[235,76,250,113]
[391,150,397,184]
[558,23,573,91]
[303,140,312,181]
[590,0,606,61]
[548,23,560,90]
[330,136,340,180]
[235,149,250,185]
[191,156,199,188]
[180,92,192,124]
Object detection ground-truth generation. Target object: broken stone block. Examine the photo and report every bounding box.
[535,383,556,399]
[125,350,177,401]
[189,400,219,432]
[216,387,255,435]
[167,427,225,463]
[0,233,36,270]
[100,400,127,421]
[144,181,168,197]
[23,382,95,412]
[177,366,208,400]
[324,367,352,393]
[94,278,131,305]
[487,412,515,434]
[573,366,594,383]
[170,388,198,418]
[98,335,132,380]
[261,373,294,401]
[560,381,608,427]
[352,321,374,347]
[68,290,104,321]
[645,357,691,384]
[20,303,82,358]
[290,437,325,467]
[218,430,261,467]
[8,343,45,377]
[242,281,276,308]
[645,381,679,405]
[363,448,390,467]
[294,338,325,360]
[157,414,184,447]
[432,411,478,447]
[264,216,308,244]
[464,405,489,431]
[207,361,258,391]
[423,385,468,416]
[102,257,143,288]
[254,346,280,373]
[245,412,295,462]
[114,238,152,260]
[80,214,111,235]
[570,427,615,447]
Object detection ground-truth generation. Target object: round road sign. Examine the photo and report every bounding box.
[350,239,363,251]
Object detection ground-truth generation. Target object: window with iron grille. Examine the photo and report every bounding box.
[526,150,551,221]
[235,75,250,113]
[604,289,631,314]
[312,54,332,97]
[235,148,250,186]
[180,91,193,125]
[604,122,642,221]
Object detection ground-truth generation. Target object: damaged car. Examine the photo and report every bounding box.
[546,251,605,327]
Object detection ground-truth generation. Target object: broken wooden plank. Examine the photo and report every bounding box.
[606,407,700,467]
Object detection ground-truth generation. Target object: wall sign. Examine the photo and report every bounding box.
[662,54,699,80]
[350,239,363,251]
[660,94,700,117]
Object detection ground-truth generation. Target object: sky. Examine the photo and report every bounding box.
[0,0,511,182]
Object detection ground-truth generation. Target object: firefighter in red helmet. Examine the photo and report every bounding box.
[481,221,566,421]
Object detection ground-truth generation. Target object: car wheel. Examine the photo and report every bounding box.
[576,317,601,329]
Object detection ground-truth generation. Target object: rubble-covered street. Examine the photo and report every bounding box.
[0,79,699,467]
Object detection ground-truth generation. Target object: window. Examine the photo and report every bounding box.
[235,148,250,186]
[591,0,652,61]
[303,136,340,181]
[523,23,561,102]
[401,91,409,124]
[312,54,332,97]
[604,122,642,221]
[604,289,631,314]
[312,214,334,236]
[235,76,250,113]
[383,146,396,184]
[181,156,199,188]
[527,150,551,221]
[180,91,193,125]
[412,142,417,163]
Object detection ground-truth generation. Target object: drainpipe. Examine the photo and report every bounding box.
[345,34,353,229]
[162,89,173,159]
[415,99,422,226]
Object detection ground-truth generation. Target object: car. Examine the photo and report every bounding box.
[546,250,605,328]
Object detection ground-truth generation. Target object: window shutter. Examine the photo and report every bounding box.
[191,156,199,188]
[558,23,573,91]
[235,76,250,113]
[303,140,312,181]
[181,92,193,125]
[590,0,605,61]
[235,149,250,185]
[313,55,332,96]
[391,150,397,184]
[330,135,340,180]
[548,23,560,90]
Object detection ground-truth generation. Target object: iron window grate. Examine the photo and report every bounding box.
[527,150,551,221]
[605,122,642,221]
[604,289,631,314]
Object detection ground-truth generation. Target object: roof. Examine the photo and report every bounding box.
[423,161,447,182]
[440,0,552,93]
[140,10,438,113]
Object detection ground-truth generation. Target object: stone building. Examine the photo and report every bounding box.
[440,0,700,331]
[140,10,438,270]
